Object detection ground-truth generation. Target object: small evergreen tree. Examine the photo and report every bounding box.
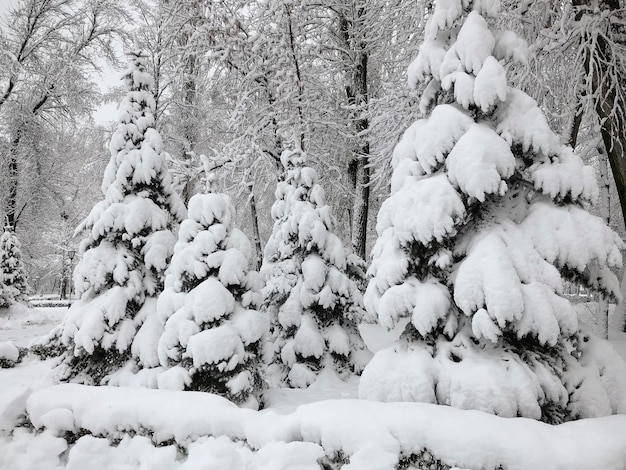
[50,50,186,384]
[359,0,626,423]
[262,150,371,388]
[157,172,267,409]
[0,283,10,309]
[0,225,29,305]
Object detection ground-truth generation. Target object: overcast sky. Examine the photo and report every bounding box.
[0,0,16,23]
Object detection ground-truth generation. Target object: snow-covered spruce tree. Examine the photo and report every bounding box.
[0,225,29,305]
[156,169,267,409]
[51,50,186,384]
[261,150,371,388]
[359,1,626,423]
[0,283,10,309]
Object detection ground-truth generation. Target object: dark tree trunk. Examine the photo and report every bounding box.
[339,6,371,261]
[572,0,626,229]
[4,90,50,229]
[571,0,626,333]
[5,124,24,230]
[284,3,306,151]
[596,91,626,230]
[249,187,263,271]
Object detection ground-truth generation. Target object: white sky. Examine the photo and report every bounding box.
[93,102,118,124]
[91,61,124,124]
[0,0,15,14]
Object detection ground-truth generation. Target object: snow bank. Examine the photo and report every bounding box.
[0,386,29,432]
[4,384,625,470]
[0,301,33,325]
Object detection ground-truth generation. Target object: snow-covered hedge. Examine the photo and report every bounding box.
[1,384,625,470]
[0,341,19,368]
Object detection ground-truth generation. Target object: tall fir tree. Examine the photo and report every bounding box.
[0,224,29,306]
[262,150,371,388]
[50,50,186,384]
[157,167,267,409]
[359,0,626,423]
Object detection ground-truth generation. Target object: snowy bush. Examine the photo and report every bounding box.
[360,0,626,423]
[261,150,371,388]
[157,191,267,409]
[0,226,29,305]
[0,341,20,368]
[3,384,626,470]
[46,50,186,384]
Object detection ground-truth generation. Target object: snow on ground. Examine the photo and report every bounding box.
[0,305,66,347]
[1,305,626,469]
[265,369,359,414]
[0,306,64,436]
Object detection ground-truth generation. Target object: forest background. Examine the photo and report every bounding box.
[0,0,624,300]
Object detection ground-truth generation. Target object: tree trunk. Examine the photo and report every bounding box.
[351,30,370,260]
[596,295,609,339]
[617,269,626,331]
[284,2,306,151]
[4,90,50,229]
[569,0,624,335]
[597,147,611,338]
[339,7,371,261]
[5,128,22,230]
[351,142,370,260]
[247,176,263,271]
[598,146,611,223]
[597,111,626,232]
[573,0,626,232]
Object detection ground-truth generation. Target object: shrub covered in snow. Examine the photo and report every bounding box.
[4,384,626,470]
[0,225,29,306]
[360,0,626,423]
[157,191,267,409]
[47,50,186,384]
[0,341,20,368]
[261,150,371,388]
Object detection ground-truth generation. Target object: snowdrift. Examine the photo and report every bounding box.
[2,383,625,469]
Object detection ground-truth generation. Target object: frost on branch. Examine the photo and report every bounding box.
[157,192,266,409]
[261,150,371,388]
[361,2,626,423]
[47,50,186,385]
